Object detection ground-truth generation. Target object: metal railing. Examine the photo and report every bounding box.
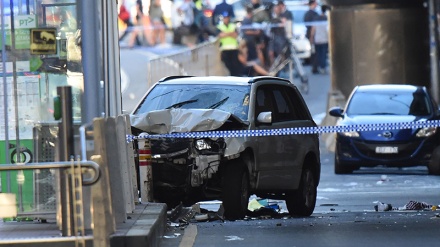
[0,161,100,186]
[0,160,100,244]
[147,39,228,88]
[146,38,307,94]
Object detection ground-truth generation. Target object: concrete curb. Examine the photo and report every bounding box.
[111,203,167,247]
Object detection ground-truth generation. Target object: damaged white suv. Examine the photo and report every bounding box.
[131,76,320,220]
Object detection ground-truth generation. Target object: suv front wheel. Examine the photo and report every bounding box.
[285,166,317,216]
[222,160,250,220]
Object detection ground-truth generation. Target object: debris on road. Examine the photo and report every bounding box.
[374,200,440,212]
[166,197,291,228]
[376,175,391,185]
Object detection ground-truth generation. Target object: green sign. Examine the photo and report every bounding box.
[0,140,34,212]
[0,29,30,49]
[0,15,36,30]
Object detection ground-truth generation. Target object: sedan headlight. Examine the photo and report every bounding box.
[416,127,437,137]
[195,139,211,150]
[340,131,360,138]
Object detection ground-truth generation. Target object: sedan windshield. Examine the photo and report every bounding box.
[134,84,251,120]
[346,91,432,116]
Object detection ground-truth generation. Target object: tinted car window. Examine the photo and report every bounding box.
[134,84,251,120]
[272,87,297,122]
[256,85,309,122]
[285,86,310,121]
[255,87,274,118]
[346,91,432,116]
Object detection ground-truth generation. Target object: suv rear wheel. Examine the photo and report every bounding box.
[286,166,317,216]
[222,160,250,220]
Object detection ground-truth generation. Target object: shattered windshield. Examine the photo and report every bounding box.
[134,84,252,120]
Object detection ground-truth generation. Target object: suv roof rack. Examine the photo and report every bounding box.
[158,75,194,82]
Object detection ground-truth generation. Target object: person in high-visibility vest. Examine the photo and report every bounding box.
[216,11,241,76]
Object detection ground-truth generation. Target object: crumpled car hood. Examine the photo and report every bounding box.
[130,109,248,157]
[131,108,236,134]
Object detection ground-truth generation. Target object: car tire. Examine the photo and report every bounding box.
[428,146,440,175]
[334,155,354,174]
[222,160,250,220]
[286,166,317,217]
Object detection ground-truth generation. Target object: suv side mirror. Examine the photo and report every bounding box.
[257,112,272,124]
[329,106,344,118]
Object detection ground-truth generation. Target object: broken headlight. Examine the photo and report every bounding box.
[194,138,226,153]
[195,139,211,150]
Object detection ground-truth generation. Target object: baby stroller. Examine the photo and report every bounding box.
[268,39,309,94]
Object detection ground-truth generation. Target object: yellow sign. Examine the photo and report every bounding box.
[30,28,57,55]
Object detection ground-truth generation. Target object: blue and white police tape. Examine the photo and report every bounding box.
[238,21,328,31]
[126,120,440,143]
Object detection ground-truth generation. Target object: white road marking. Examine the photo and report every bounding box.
[225,235,244,241]
[120,68,129,93]
[179,224,197,247]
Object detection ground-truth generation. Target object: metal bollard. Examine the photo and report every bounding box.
[56,86,75,236]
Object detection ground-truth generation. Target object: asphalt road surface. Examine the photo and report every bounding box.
[160,146,440,247]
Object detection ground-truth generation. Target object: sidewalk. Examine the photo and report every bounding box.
[0,203,167,247]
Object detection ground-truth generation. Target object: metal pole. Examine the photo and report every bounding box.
[57,86,74,164]
[429,0,440,102]
[102,0,122,118]
[79,0,103,124]
[1,0,12,193]
[57,86,74,236]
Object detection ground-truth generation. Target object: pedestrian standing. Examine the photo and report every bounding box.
[173,0,196,45]
[217,12,241,76]
[250,0,270,23]
[212,0,235,26]
[118,0,141,47]
[268,2,289,67]
[241,6,263,65]
[304,0,319,73]
[149,0,166,45]
[132,0,153,46]
[277,0,293,39]
[310,5,329,74]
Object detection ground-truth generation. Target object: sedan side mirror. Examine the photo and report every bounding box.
[257,112,272,124]
[329,106,344,118]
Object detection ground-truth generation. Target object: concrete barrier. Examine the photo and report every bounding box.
[320,90,347,152]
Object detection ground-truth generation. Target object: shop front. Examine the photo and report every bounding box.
[1,0,121,220]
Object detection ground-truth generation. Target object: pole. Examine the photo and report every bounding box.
[79,0,103,124]
[57,86,75,236]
